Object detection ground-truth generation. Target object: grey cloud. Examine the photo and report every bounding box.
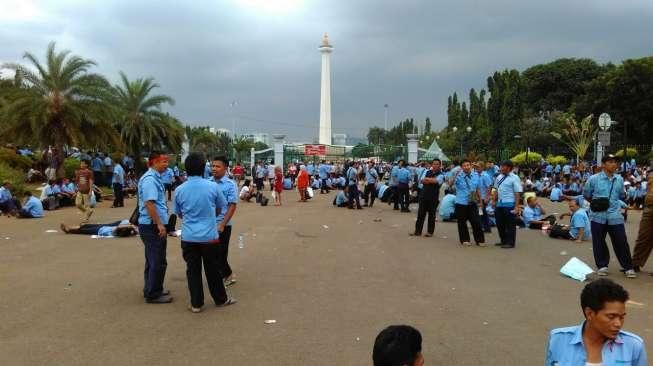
[1,0,651,140]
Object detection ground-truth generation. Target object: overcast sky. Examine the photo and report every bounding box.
[1,0,652,141]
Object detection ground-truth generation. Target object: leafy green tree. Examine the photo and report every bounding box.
[232,135,254,162]
[112,72,183,171]
[423,117,432,135]
[1,42,119,176]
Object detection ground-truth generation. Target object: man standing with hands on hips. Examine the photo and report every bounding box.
[211,156,239,287]
[138,151,172,304]
[493,160,523,249]
[584,154,637,278]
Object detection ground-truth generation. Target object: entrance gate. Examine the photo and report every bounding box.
[283,144,348,166]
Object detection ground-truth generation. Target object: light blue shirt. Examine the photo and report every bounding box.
[63,182,76,193]
[416,167,427,189]
[347,167,358,186]
[318,164,329,179]
[283,178,292,190]
[545,322,647,366]
[396,167,411,184]
[378,184,388,198]
[365,167,379,184]
[522,206,542,226]
[211,175,237,226]
[23,196,44,217]
[454,171,479,205]
[569,208,591,240]
[494,173,522,208]
[584,172,625,225]
[335,191,347,205]
[439,194,456,219]
[91,158,102,172]
[389,166,399,187]
[160,168,173,185]
[306,163,315,176]
[173,177,227,243]
[97,219,130,237]
[311,179,321,189]
[478,171,493,199]
[203,163,212,179]
[550,187,563,201]
[137,169,168,225]
[0,186,12,203]
[562,164,571,175]
[112,164,125,185]
[255,165,267,178]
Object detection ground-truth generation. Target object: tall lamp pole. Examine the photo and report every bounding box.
[384,104,389,131]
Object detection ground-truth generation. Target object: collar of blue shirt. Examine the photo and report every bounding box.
[569,321,624,346]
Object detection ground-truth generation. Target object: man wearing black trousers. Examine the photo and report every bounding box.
[492,160,523,249]
[347,161,362,209]
[363,161,379,207]
[450,160,486,246]
[211,156,239,287]
[411,159,443,237]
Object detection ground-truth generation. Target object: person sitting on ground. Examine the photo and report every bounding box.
[239,179,256,202]
[57,178,75,207]
[283,175,293,190]
[438,190,457,222]
[549,198,591,242]
[332,186,348,207]
[377,183,391,203]
[549,183,563,202]
[40,179,60,210]
[545,278,647,365]
[18,192,44,219]
[26,168,44,183]
[310,176,321,190]
[485,204,497,227]
[373,325,424,366]
[124,173,137,198]
[521,196,557,229]
[61,219,138,237]
[0,181,21,216]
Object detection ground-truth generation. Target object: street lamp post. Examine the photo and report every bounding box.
[384,104,389,131]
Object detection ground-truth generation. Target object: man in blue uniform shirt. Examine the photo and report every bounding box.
[396,160,411,212]
[411,159,443,237]
[476,162,493,233]
[211,156,239,287]
[347,161,362,209]
[451,159,485,246]
[545,279,647,365]
[138,151,173,304]
[17,192,44,218]
[318,160,330,193]
[584,154,636,279]
[363,161,379,207]
[493,160,523,249]
[112,162,125,208]
[174,152,235,313]
[161,166,174,201]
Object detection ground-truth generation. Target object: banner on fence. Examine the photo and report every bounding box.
[304,144,326,155]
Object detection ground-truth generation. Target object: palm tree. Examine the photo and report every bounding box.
[112,72,184,171]
[551,113,597,162]
[232,135,254,162]
[1,42,119,176]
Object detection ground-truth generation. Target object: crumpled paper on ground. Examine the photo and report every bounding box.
[560,257,594,282]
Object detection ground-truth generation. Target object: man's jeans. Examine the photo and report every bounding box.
[139,224,168,299]
[590,222,634,270]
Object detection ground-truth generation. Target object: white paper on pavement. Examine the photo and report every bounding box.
[560,257,594,282]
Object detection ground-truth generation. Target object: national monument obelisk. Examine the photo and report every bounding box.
[318,33,333,145]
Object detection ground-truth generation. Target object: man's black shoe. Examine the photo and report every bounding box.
[494,242,503,246]
[500,244,515,249]
[146,294,173,304]
[161,289,170,296]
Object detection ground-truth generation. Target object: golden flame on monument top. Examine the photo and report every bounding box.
[320,33,332,48]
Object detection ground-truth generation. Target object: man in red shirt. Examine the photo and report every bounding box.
[75,159,94,222]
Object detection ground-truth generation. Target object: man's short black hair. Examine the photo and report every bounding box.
[185,152,206,177]
[373,325,422,366]
[81,159,90,166]
[431,158,441,164]
[115,226,136,237]
[580,278,629,314]
[501,160,514,168]
[25,191,33,197]
[212,155,229,166]
[461,159,471,165]
[150,150,164,160]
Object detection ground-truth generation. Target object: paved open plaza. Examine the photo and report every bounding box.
[1,192,651,365]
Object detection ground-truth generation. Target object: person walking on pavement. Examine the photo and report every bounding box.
[450,159,485,247]
[347,161,362,209]
[492,160,523,249]
[74,159,94,222]
[138,151,173,304]
[631,162,652,273]
[411,159,443,237]
[583,154,637,279]
[363,161,379,207]
[111,161,125,208]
